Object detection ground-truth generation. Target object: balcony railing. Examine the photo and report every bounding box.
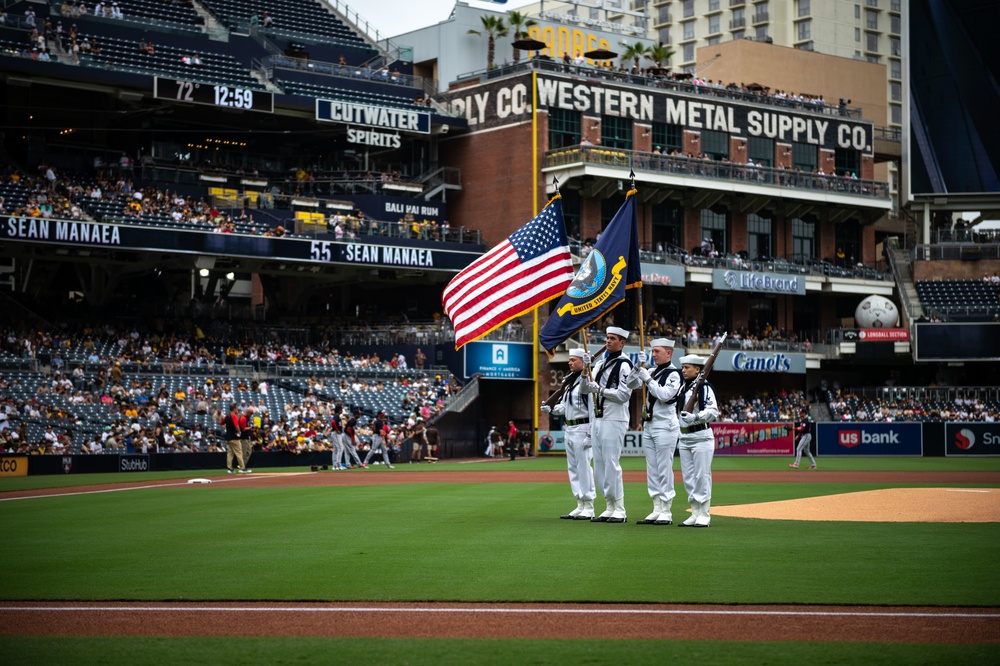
[545,146,890,200]
[729,17,746,29]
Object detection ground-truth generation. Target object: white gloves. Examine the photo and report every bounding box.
[540,404,551,414]
[585,380,601,394]
[552,404,565,416]
[583,435,593,449]
[583,353,592,366]
[637,351,648,365]
[679,410,696,424]
[633,366,650,383]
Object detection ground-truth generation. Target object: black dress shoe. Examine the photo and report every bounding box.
[635,518,656,524]
[560,514,575,519]
[607,516,626,523]
[573,514,593,520]
[653,519,673,525]
[590,515,609,522]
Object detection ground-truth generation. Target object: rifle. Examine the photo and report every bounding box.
[542,345,606,409]
[682,333,728,413]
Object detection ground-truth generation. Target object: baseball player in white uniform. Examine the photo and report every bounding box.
[542,348,596,520]
[676,354,720,527]
[582,326,635,523]
[629,338,682,525]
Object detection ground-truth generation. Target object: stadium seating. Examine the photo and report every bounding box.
[77,33,265,90]
[112,0,205,28]
[915,279,999,311]
[201,0,375,52]
[275,77,424,111]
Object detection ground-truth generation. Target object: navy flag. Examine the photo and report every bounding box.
[539,190,642,355]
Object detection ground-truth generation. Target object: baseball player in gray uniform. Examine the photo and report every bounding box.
[582,326,635,523]
[789,420,816,469]
[542,348,596,520]
[676,354,720,527]
[629,338,682,525]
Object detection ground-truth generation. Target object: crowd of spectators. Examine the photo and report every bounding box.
[718,390,811,424]
[825,389,999,422]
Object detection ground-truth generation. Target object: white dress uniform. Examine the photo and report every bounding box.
[676,366,720,527]
[550,366,596,520]
[632,360,682,524]
[582,345,635,522]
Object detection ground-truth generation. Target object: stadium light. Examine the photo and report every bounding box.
[225,272,236,281]
[199,268,210,277]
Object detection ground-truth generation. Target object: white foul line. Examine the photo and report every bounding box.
[0,473,313,502]
[0,606,997,619]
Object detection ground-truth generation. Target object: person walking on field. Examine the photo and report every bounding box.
[221,403,245,474]
[542,348,596,520]
[363,411,393,468]
[240,406,255,474]
[629,338,682,525]
[789,419,816,469]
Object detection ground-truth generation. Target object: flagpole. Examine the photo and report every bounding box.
[628,168,648,421]
[531,68,540,458]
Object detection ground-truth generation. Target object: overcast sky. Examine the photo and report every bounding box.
[362,0,535,40]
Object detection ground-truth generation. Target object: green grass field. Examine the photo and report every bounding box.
[3,456,998,664]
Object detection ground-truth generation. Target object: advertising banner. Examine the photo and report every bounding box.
[713,350,807,374]
[464,341,534,380]
[538,424,792,456]
[119,454,150,472]
[817,422,923,456]
[0,456,28,477]
[639,262,686,288]
[713,268,807,295]
[712,422,795,456]
[944,423,1000,457]
[1,215,479,272]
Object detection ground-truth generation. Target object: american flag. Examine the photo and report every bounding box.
[443,197,574,350]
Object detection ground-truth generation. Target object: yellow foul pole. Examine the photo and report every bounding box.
[531,69,539,455]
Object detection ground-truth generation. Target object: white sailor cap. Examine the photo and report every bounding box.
[679,354,705,366]
[568,348,586,359]
[606,326,630,340]
[650,338,675,349]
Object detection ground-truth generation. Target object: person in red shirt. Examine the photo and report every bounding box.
[507,420,518,461]
[220,403,247,473]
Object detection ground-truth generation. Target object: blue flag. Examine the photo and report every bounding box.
[539,191,642,355]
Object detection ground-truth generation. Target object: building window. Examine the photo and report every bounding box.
[855,4,861,19]
[561,189,581,239]
[866,32,878,51]
[652,122,683,153]
[652,202,683,250]
[792,142,817,171]
[890,36,901,56]
[683,20,695,40]
[890,14,901,33]
[683,0,694,18]
[733,30,744,39]
[600,114,633,150]
[797,0,810,17]
[797,20,811,40]
[890,81,901,101]
[795,41,814,51]
[866,9,878,29]
[700,209,728,254]
[732,7,745,24]
[748,296,777,329]
[834,148,860,177]
[709,0,720,10]
[755,25,768,41]
[747,213,773,260]
[708,15,720,33]
[700,130,729,159]
[659,6,672,23]
[683,43,695,61]
[866,54,880,63]
[748,136,773,167]
[855,27,861,41]
[890,59,901,78]
[890,103,901,124]
[791,218,815,262]
[589,7,599,19]
[708,35,721,45]
[548,108,581,150]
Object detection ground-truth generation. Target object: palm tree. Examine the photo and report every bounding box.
[507,10,538,63]
[468,15,508,70]
[645,44,675,72]
[621,41,651,72]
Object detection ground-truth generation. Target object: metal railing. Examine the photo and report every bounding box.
[546,146,890,200]
[914,244,1000,261]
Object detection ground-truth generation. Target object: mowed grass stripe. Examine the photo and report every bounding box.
[0,636,996,666]
[3,482,999,606]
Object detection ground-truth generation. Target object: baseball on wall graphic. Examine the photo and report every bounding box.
[855,295,899,328]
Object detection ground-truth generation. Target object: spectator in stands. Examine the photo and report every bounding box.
[261,11,273,27]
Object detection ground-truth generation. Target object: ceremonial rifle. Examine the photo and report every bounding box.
[683,333,728,413]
